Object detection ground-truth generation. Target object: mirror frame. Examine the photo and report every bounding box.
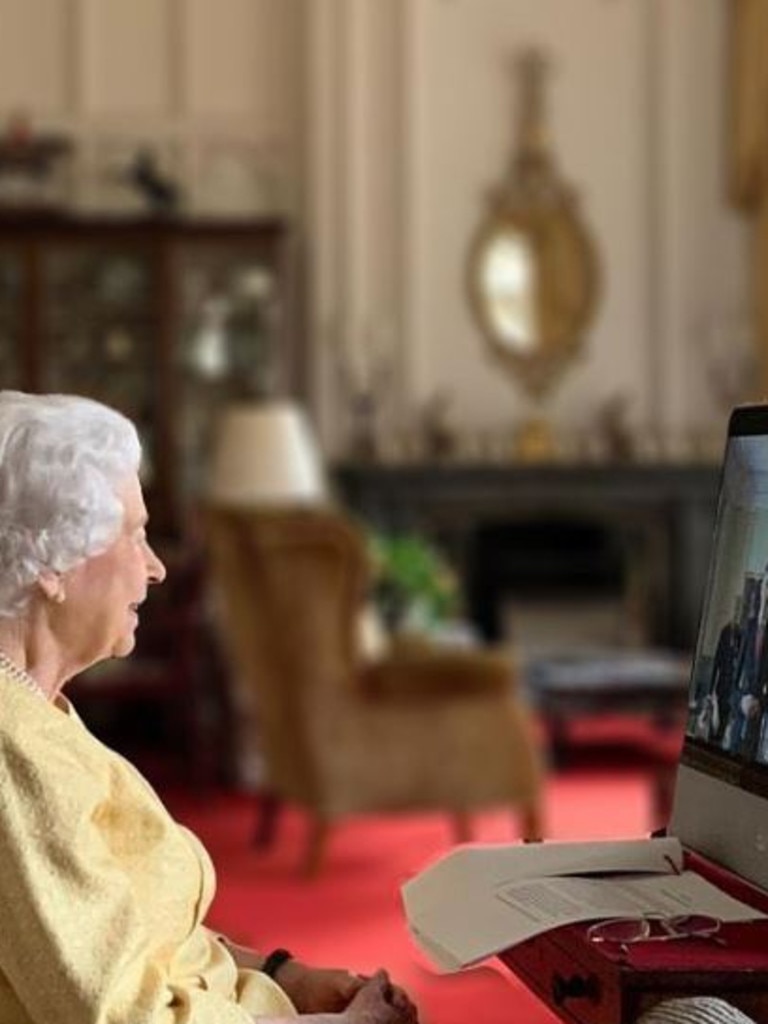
[467,194,600,398]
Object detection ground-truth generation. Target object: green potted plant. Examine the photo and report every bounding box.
[367,530,460,633]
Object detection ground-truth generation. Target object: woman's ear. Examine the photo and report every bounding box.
[37,571,66,604]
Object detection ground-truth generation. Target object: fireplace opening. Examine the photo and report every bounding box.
[466,515,654,655]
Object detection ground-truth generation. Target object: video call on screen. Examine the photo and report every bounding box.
[685,435,768,789]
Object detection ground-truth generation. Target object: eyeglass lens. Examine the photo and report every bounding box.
[588,914,720,945]
[666,914,721,938]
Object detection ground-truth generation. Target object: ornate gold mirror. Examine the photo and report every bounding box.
[468,51,600,398]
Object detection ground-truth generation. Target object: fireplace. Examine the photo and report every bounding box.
[335,461,720,651]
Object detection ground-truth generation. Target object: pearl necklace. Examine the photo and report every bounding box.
[0,648,47,701]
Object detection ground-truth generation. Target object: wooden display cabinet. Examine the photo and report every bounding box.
[0,212,299,537]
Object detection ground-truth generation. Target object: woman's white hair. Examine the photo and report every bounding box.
[0,391,141,617]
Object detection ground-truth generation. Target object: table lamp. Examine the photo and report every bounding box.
[208,399,327,506]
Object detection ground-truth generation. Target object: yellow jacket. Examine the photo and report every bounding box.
[0,669,296,1023]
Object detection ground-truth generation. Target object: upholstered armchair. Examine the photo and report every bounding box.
[205,506,544,873]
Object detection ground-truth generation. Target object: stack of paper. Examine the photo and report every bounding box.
[401,837,764,972]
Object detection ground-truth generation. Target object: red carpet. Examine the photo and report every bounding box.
[163,757,659,1024]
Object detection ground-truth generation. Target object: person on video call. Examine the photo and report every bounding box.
[738,568,768,761]
[0,391,417,1024]
[725,575,762,754]
[701,595,744,746]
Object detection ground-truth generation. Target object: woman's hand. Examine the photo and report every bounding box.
[277,962,417,1021]
[342,971,419,1024]
[276,960,364,1013]
[222,940,417,1021]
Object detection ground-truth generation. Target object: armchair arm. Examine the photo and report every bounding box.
[359,644,514,701]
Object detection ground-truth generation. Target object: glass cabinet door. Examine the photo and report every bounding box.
[0,247,24,389]
[0,217,293,537]
[173,242,284,499]
[40,245,157,480]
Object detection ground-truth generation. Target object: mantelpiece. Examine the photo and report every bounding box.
[334,460,720,650]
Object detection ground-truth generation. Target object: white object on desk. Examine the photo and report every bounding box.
[401,836,764,973]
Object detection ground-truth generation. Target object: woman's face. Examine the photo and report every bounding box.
[57,474,166,666]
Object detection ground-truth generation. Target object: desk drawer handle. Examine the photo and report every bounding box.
[551,972,600,1006]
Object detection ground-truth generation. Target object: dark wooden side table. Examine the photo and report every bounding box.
[523,650,690,824]
[499,852,768,1024]
[524,651,691,746]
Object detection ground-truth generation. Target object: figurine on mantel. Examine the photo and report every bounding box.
[419,390,458,460]
[335,322,397,462]
[348,389,379,461]
[594,392,637,461]
[513,417,558,462]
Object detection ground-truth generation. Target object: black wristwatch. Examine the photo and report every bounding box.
[262,948,294,979]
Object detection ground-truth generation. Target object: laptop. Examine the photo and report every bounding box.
[671,403,768,888]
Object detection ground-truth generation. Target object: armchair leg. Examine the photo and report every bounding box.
[519,803,544,843]
[304,816,329,877]
[451,811,472,844]
[253,790,282,848]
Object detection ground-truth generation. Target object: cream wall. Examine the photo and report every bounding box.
[309,0,751,454]
[0,1,751,453]
[0,0,305,216]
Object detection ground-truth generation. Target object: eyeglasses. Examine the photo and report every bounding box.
[587,913,724,957]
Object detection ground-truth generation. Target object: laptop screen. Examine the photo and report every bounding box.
[671,405,768,886]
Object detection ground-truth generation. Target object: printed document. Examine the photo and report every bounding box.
[401,837,765,972]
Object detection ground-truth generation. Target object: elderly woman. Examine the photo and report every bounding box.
[0,391,417,1024]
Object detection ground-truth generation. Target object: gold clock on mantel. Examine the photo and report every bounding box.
[468,50,600,399]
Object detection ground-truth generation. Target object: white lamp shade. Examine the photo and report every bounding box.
[208,401,327,506]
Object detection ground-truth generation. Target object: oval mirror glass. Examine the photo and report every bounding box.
[469,205,598,396]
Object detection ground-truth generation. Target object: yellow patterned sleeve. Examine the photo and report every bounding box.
[0,717,256,1024]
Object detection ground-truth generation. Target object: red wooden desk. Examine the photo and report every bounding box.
[499,853,768,1024]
